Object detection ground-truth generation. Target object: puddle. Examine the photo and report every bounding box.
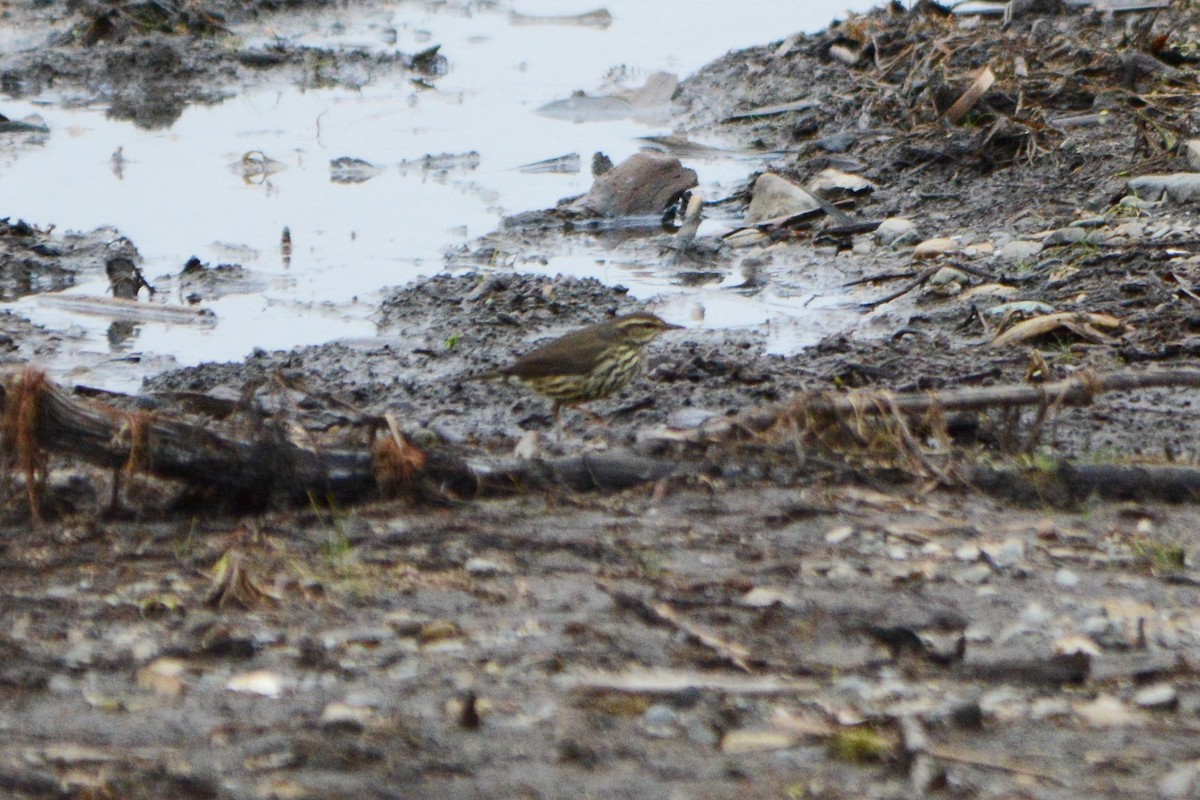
[1,0,873,391]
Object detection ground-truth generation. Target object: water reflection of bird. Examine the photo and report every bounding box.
[471,312,681,419]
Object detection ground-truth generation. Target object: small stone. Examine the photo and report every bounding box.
[954,544,980,561]
[1055,568,1079,588]
[418,619,461,644]
[225,670,284,698]
[1183,139,1200,171]
[961,564,993,585]
[851,239,873,255]
[1134,684,1178,711]
[641,704,678,738]
[746,173,820,223]
[1111,221,1145,239]
[824,525,854,544]
[320,702,374,732]
[725,228,769,248]
[1076,694,1142,727]
[979,538,1025,568]
[1160,761,1200,798]
[807,167,874,195]
[873,217,916,245]
[929,266,966,286]
[1042,227,1090,247]
[996,239,1042,262]
[465,557,511,577]
[912,237,956,258]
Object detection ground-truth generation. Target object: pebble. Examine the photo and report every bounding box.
[1076,694,1141,727]
[912,237,956,258]
[1134,684,1178,711]
[996,239,1042,262]
[807,167,875,195]
[1182,139,1200,170]
[1042,226,1091,246]
[1111,221,1145,239]
[960,564,993,584]
[980,538,1025,568]
[954,544,980,561]
[824,525,854,544]
[1160,761,1200,798]
[641,704,679,738]
[873,217,916,245]
[929,266,967,287]
[745,173,821,223]
[465,557,511,577]
[1055,568,1079,588]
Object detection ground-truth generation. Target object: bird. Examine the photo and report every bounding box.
[471,312,681,419]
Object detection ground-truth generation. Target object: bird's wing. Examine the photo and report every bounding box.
[504,330,606,378]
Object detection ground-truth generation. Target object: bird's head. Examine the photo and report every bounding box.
[610,312,683,345]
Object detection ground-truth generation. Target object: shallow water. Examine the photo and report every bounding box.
[0,0,872,391]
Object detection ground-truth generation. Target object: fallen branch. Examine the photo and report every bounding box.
[0,371,678,512]
[717,368,1200,438]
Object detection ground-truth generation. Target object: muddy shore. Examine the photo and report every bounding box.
[5,2,1200,798]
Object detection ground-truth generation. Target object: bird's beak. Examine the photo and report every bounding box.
[664,321,684,330]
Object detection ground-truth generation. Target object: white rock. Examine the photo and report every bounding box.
[1134,683,1177,710]
[1127,173,1200,204]
[1075,694,1143,727]
[745,173,821,223]
[980,538,1025,568]
[996,239,1042,262]
[824,525,854,544]
[1042,227,1089,246]
[1111,221,1145,239]
[1055,568,1079,588]
[807,167,875,195]
[1184,139,1200,171]
[1160,761,1200,798]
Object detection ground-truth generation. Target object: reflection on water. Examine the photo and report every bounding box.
[0,0,873,391]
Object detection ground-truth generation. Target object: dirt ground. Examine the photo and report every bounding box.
[5,2,1200,798]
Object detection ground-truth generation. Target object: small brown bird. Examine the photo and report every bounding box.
[474,312,681,418]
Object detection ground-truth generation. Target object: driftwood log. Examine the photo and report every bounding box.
[5,367,1200,512]
[0,371,677,511]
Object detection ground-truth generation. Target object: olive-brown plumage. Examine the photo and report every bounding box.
[477,312,681,417]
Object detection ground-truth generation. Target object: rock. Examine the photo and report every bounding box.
[824,525,854,544]
[1134,683,1178,711]
[1075,694,1143,727]
[929,266,967,288]
[1043,226,1094,246]
[807,167,875,196]
[1111,221,1145,239]
[1160,761,1200,798]
[1127,173,1200,204]
[980,538,1025,568]
[874,217,917,246]
[912,237,956,258]
[1184,139,1200,171]
[320,702,374,732]
[1055,568,1079,588]
[566,151,697,217]
[465,557,512,577]
[745,173,821,223]
[996,239,1042,262]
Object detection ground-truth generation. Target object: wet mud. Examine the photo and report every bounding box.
[5,2,1200,798]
